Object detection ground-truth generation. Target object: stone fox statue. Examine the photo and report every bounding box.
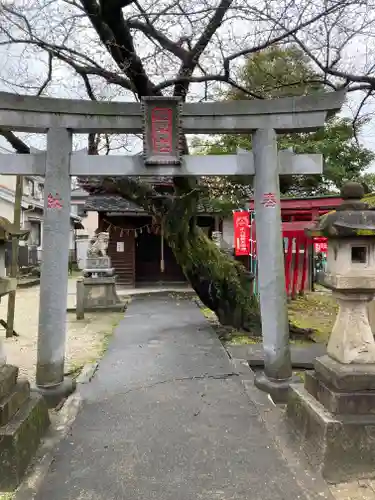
[87,231,109,258]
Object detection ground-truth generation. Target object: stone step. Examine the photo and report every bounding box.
[226,343,326,369]
[0,392,50,491]
[0,365,19,400]
[287,384,375,483]
[305,370,375,415]
[0,379,30,426]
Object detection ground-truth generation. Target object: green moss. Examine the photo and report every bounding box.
[363,193,375,207]
[288,293,337,343]
[228,335,261,345]
[166,213,260,332]
[201,307,215,319]
[293,371,305,382]
[0,493,15,499]
[356,229,375,235]
[66,313,122,379]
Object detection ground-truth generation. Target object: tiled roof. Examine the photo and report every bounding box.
[84,194,220,214]
[84,195,143,213]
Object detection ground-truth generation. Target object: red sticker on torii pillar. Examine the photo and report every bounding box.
[261,192,277,208]
[47,193,63,209]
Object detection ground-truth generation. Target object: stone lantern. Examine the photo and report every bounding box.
[0,218,29,362]
[286,182,375,483]
[0,217,50,491]
[315,182,375,364]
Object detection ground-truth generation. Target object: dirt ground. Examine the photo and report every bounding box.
[288,290,338,343]
[0,279,123,383]
[200,289,338,345]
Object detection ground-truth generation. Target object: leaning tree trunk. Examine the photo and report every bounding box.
[164,207,262,335]
[97,178,308,337]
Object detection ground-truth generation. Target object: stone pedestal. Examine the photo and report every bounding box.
[327,291,375,364]
[80,276,123,310]
[286,355,375,483]
[368,298,375,336]
[76,256,125,318]
[0,364,50,491]
[83,256,114,279]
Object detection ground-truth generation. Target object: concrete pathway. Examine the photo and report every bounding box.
[35,295,324,500]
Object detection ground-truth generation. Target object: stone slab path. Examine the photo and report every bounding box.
[227,343,326,369]
[35,295,330,500]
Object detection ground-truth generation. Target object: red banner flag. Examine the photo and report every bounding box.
[233,211,250,256]
[314,237,328,253]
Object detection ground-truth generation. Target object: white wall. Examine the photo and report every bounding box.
[0,198,15,223]
[69,228,75,250]
[0,175,16,192]
[77,211,98,237]
[222,218,234,248]
[76,236,89,269]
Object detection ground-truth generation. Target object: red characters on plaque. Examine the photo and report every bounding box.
[151,107,173,155]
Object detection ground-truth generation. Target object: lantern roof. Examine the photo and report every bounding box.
[306,182,375,238]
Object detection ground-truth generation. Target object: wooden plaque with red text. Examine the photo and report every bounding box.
[142,96,182,166]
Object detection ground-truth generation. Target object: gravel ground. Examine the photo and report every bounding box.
[0,278,123,383]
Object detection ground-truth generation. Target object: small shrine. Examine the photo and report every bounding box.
[286,182,375,483]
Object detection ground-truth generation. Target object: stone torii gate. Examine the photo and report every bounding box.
[0,91,345,403]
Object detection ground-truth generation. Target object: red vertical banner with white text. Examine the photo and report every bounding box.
[233,211,250,256]
[314,237,328,253]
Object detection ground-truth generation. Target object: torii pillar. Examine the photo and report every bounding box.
[252,130,295,401]
[239,141,322,402]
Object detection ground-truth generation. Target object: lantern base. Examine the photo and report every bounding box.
[286,355,375,483]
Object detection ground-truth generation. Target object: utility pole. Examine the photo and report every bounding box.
[6,175,23,338]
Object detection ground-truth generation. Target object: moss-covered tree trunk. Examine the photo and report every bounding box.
[99,176,262,334]
[164,199,262,335]
[168,226,261,333]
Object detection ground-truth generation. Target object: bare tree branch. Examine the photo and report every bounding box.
[291,34,375,89]
[80,0,159,97]
[0,131,30,154]
[173,0,233,99]
[37,52,53,96]
[0,34,135,91]
[127,19,188,61]
[223,0,363,71]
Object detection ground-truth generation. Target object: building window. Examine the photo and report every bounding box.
[77,206,86,217]
[25,179,34,197]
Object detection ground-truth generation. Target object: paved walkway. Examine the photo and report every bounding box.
[35,295,327,500]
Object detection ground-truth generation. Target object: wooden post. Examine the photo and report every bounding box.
[160,219,165,273]
[76,278,85,320]
[6,175,23,338]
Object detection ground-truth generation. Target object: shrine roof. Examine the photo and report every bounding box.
[84,194,220,214]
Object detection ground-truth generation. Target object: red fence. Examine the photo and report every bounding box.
[283,228,311,298]
[244,219,326,299]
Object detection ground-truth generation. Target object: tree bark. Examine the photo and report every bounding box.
[98,176,262,334]
[165,220,262,334]
[162,189,262,334]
